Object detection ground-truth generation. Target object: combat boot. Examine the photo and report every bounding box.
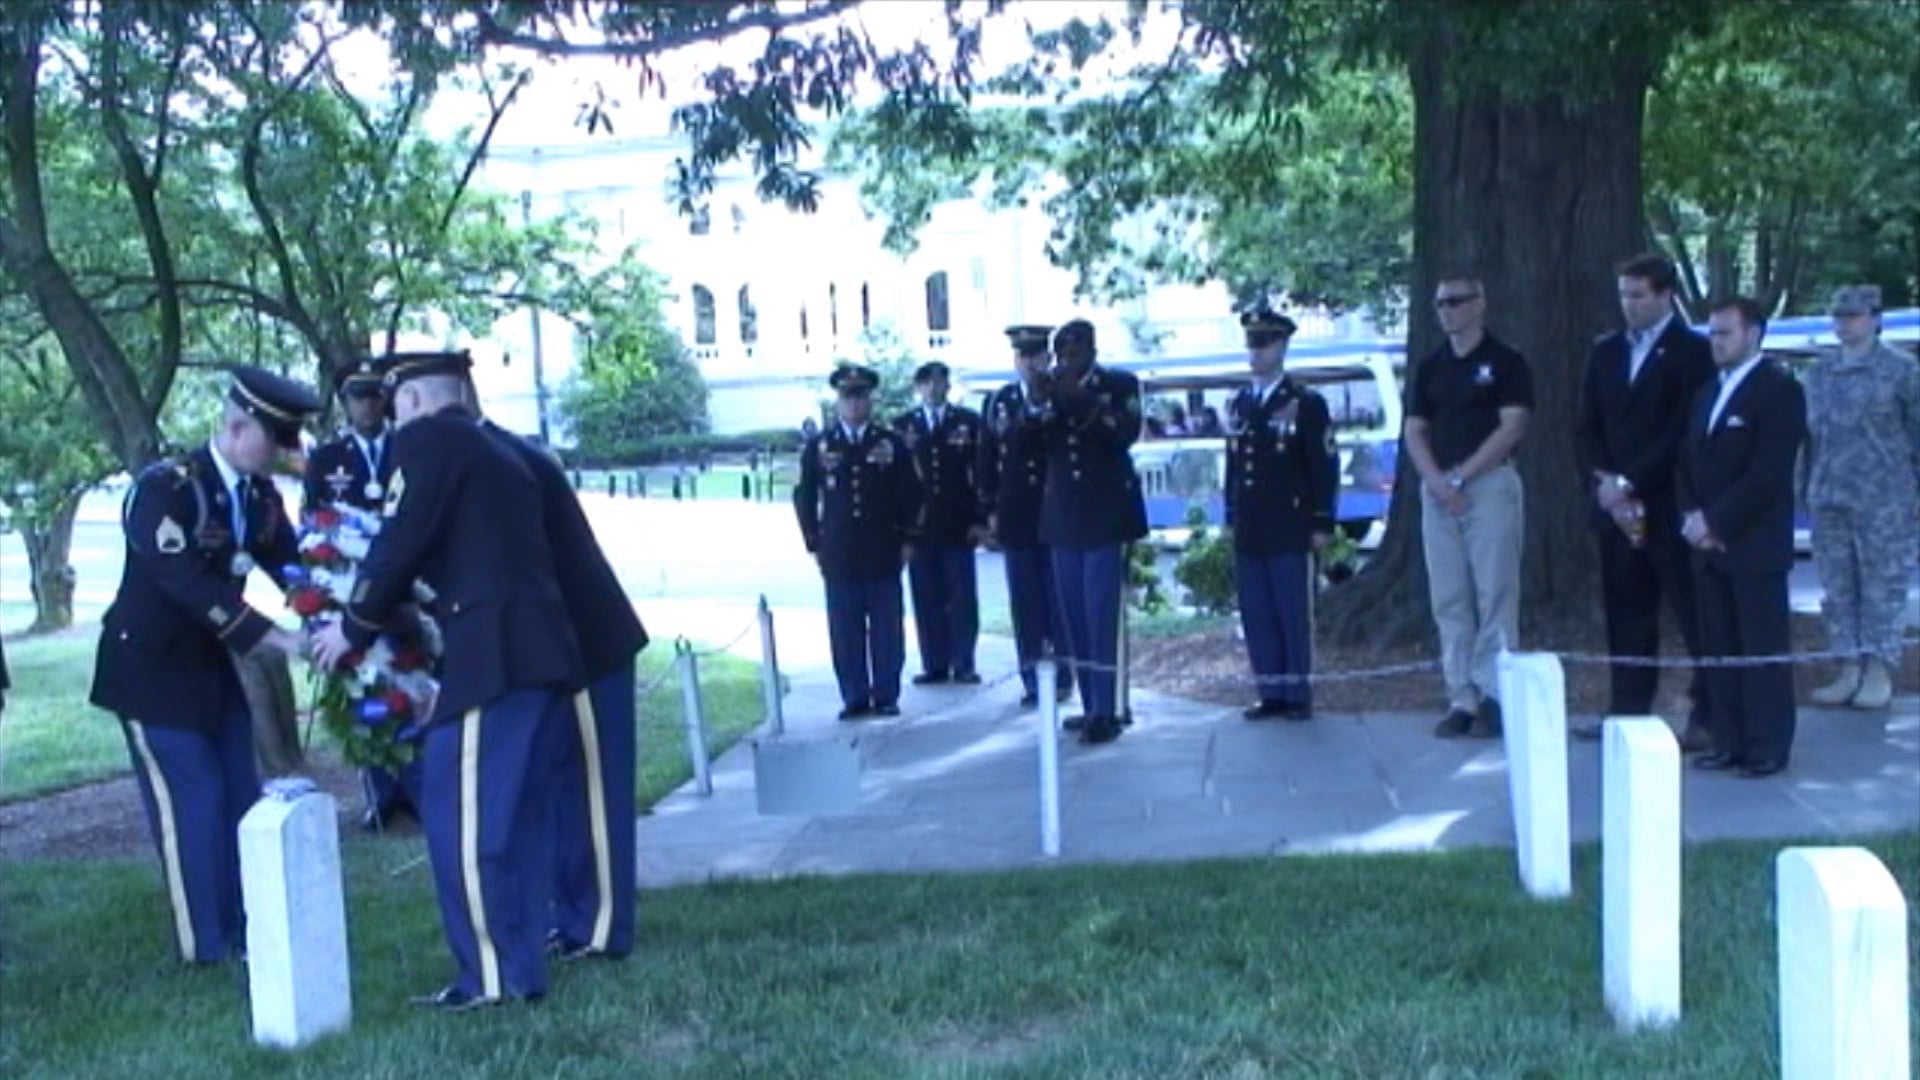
[1809,661,1860,705]
[1850,658,1893,710]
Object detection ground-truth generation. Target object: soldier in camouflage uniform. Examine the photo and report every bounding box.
[1800,285,1920,710]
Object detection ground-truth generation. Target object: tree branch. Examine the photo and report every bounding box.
[472,2,864,59]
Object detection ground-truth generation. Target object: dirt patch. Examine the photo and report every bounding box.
[1134,613,1920,718]
[922,1017,1072,1068]
[0,751,382,863]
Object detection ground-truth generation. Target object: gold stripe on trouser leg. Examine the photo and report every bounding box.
[459,708,502,999]
[127,721,196,961]
[573,689,614,951]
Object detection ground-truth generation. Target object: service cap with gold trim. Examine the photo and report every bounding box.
[377,349,474,390]
[1240,304,1298,346]
[227,365,322,449]
[1006,324,1054,355]
[828,363,879,396]
[334,358,384,398]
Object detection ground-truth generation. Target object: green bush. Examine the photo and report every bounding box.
[1173,504,1238,615]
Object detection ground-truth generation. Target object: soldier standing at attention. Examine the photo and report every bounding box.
[303,358,414,826]
[91,366,318,964]
[1226,306,1338,721]
[894,361,987,685]
[313,352,584,1010]
[302,359,392,515]
[1802,284,1920,711]
[978,326,1075,709]
[794,364,924,720]
[1034,320,1148,745]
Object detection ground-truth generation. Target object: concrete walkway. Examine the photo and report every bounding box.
[637,625,1920,888]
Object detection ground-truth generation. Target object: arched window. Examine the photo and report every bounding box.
[924,271,951,332]
[691,284,715,344]
[738,285,758,344]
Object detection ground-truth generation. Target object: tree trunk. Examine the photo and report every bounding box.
[1323,32,1652,651]
[20,490,78,632]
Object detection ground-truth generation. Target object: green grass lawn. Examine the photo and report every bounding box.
[3,832,1914,1078]
[0,630,764,810]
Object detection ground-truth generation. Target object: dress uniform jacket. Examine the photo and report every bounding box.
[793,424,924,580]
[1037,366,1149,549]
[90,446,300,733]
[482,420,648,681]
[302,430,393,514]
[343,406,582,723]
[1224,378,1338,554]
[894,405,986,543]
[977,383,1050,548]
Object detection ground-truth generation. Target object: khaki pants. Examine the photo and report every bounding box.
[1421,464,1523,710]
[228,646,303,778]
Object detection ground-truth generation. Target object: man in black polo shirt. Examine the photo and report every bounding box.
[1403,275,1534,738]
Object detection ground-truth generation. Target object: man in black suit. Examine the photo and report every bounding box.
[313,353,584,1009]
[1574,253,1718,748]
[1678,296,1806,778]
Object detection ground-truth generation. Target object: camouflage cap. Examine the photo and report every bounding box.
[1829,284,1882,316]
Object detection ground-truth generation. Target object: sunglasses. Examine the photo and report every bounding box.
[1434,293,1482,309]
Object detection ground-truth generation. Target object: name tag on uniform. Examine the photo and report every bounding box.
[1474,364,1494,386]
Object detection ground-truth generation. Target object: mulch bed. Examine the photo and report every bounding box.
[0,750,389,863]
[1134,613,1920,719]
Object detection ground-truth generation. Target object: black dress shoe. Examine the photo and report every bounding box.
[1738,759,1786,778]
[1469,698,1503,738]
[546,931,593,962]
[1243,701,1287,720]
[1280,705,1313,722]
[871,703,901,717]
[1018,692,1039,709]
[1078,715,1123,744]
[1677,725,1714,754]
[1690,751,1743,771]
[837,704,872,721]
[1434,708,1475,738]
[911,672,950,686]
[951,671,983,685]
[1062,714,1087,732]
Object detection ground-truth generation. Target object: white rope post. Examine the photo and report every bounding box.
[1037,659,1062,858]
[675,639,713,796]
[757,595,785,737]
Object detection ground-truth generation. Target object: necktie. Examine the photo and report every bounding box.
[231,479,248,547]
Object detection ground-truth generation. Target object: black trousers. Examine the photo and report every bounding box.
[1693,565,1795,765]
[1599,525,1706,721]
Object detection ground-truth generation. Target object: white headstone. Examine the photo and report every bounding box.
[1497,651,1571,899]
[1603,717,1681,1031]
[1777,847,1910,1080]
[239,791,352,1049]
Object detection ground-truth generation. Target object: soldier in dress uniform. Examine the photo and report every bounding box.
[303,358,415,826]
[793,364,923,720]
[978,326,1076,709]
[894,360,988,684]
[434,355,651,961]
[1801,284,1920,710]
[90,365,318,964]
[1033,320,1148,744]
[1225,307,1338,720]
[302,359,393,515]
[312,352,584,1010]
